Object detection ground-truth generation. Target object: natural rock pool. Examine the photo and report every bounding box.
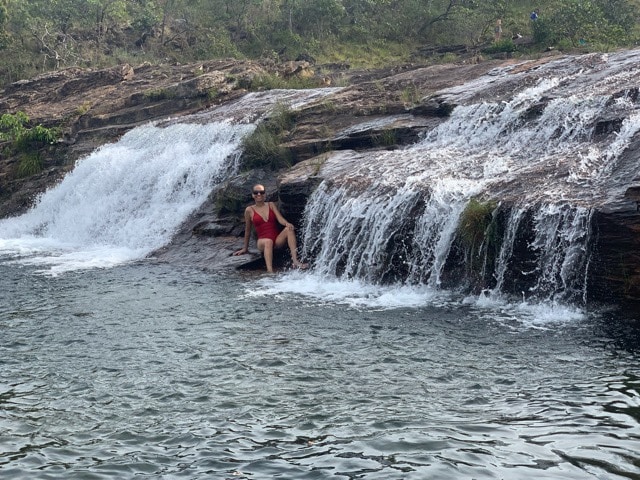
[2,261,638,479]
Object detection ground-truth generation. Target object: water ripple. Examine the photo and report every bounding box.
[1,263,639,478]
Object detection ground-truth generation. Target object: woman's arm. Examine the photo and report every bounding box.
[271,203,294,230]
[233,208,253,255]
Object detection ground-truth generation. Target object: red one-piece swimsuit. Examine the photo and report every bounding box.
[252,204,281,243]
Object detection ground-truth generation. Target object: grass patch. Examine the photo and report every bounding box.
[457,198,501,287]
[241,73,320,91]
[316,39,416,69]
[458,198,498,250]
[143,88,176,101]
[240,102,296,171]
[16,152,44,177]
[400,84,421,106]
[75,101,92,116]
[373,129,397,147]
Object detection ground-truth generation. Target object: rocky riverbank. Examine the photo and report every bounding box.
[2,51,640,313]
[0,55,506,266]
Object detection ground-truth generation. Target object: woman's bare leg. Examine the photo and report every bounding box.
[275,229,308,269]
[257,238,275,272]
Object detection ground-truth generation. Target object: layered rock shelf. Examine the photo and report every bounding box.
[2,50,639,312]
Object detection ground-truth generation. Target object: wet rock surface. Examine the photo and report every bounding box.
[2,51,640,311]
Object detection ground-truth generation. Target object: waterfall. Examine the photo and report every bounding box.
[529,205,593,303]
[0,121,253,271]
[1,52,639,305]
[0,89,338,273]
[491,207,525,295]
[301,56,640,304]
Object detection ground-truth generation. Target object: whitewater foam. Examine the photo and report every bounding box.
[246,271,586,326]
[0,121,252,273]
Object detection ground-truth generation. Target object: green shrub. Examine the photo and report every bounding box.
[483,39,516,54]
[0,112,60,152]
[0,111,29,141]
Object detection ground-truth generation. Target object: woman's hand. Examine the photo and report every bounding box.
[233,248,248,256]
[285,222,294,231]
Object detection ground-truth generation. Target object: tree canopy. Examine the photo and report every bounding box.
[1,0,639,86]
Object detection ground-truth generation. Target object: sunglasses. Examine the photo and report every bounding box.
[252,190,266,195]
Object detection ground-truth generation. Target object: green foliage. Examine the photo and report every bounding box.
[16,124,59,148]
[1,112,60,152]
[317,39,414,69]
[458,198,498,251]
[16,152,44,177]
[0,111,30,141]
[484,39,516,54]
[400,84,421,106]
[457,198,500,282]
[531,0,639,48]
[240,102,296,171]
[241,126,288,170]
[0,0,8,49]
[1,0,640,87]
[243,73,320,91]
[265,102,296,134]
[1,112,60,177]
[288,0,346,39]
[206,87,219,100]
[74,101,92,116]
[143,88,175,100]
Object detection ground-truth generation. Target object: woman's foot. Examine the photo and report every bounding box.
[292,261,309,270]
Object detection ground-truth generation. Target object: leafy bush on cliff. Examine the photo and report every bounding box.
[1,112,59,150]
[0,111,60,176]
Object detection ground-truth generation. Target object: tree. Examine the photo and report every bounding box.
[289,0,346,39]
[534,0,638,48]
[0,0,8,49]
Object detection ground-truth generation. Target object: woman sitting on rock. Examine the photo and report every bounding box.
[233,184,308,272]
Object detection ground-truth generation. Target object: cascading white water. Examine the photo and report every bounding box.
[0,121,253,272]
[1,52,639,305]
[301,53,640,304]
[0,89,340,274]
[528,205,593,303]
[491,207,525,295]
